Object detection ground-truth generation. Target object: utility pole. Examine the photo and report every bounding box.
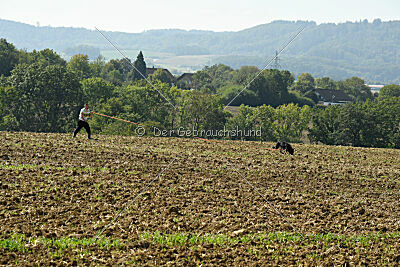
[271,50,281,69]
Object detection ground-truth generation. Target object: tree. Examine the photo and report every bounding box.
[3,63,82,132]
[0,85,19,130]
[103,59,122,75]
[302,90,319,104]
[225,105,256,140]
[20,48,66,67]
[67,54,92,80]
[119,58,133,77]
[192,64,234,92]
[107,70,124,86]
[378,84,400,99]
[81,77,115,105]
[308,100,400,148]
[291,73,315,94]
[104,81,181,129]
[132,51,146,81]
[250,105,276,141]
[178,90,227,136]
[192,70,212,90]
[207,64,234,92]
[217,84,257,106]
[308,105,342,145]
[90,55,106,77]
[316,77,336,90]
[274,103,311,142]
[244,74,271,106]
[0,39,19,76]
[149,69,174,85]
[256,69,293,106]
[219,69,294,107]
[90,97,132,135]
[233,66,259,85]
[375,97,400,148]
[176,78,191,90]
[337,102,376,147]
[342,77,372,101]
[102,58,132,83]
[286,91,315,106]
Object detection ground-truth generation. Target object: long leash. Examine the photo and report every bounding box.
[93,113,225,142]
[93,112,143,126]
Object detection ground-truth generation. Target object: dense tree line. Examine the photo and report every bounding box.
[290,73,373,102]
[1,38,400,148]
[192,66,373,107]
[309,97,400,148]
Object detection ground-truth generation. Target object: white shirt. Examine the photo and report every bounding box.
[79,107,91,121]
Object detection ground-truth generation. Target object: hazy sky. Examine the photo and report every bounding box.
[1,0,399,32]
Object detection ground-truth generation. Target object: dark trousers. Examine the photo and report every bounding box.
[73,120,91,138]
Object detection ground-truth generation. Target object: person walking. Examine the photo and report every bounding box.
[73,104,94,139]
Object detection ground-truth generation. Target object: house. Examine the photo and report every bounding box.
[146,67,175,82]
[176,73,194,89]
[314,89,353,106]
[177,73,194,85]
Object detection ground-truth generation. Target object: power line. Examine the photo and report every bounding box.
[224,25,306,109]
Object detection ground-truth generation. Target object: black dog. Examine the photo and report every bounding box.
[274,141,294,155]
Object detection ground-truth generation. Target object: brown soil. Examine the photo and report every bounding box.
[1,132,400,265]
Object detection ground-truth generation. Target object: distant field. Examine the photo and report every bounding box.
[1,132,400,265]
[224,106,240,116]
[101,49,175,62]
[101,50,220,74]
[154,55,218,68]
[153,54,222,74]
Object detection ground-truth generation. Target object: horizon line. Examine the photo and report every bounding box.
[1,17,399,34]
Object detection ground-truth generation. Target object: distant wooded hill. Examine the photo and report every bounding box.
[1,18,399,83]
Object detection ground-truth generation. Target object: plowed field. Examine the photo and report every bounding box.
[1,132,400,265]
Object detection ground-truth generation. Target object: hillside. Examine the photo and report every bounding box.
[1,132,400,265]
[1,18,400,83]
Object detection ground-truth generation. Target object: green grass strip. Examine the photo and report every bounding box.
[0,234,123,252]
[139,231,400,247]
[1,232,400,253]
